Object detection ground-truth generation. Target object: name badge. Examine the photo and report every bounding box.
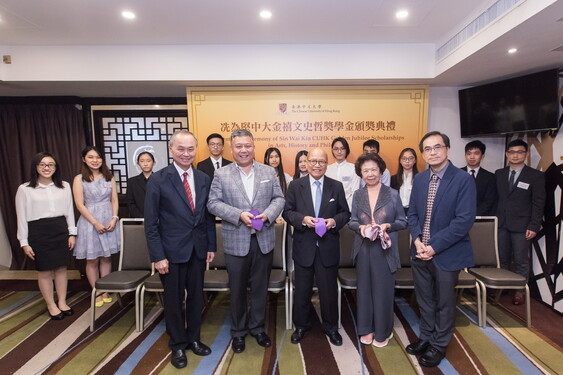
[517,181,529,190]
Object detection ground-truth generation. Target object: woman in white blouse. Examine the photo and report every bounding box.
[390,148,419,215]
[15,152,76,320]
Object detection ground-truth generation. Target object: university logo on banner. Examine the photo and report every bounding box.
[279,103,287,113]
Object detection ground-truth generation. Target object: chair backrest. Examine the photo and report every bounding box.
[120,218,152,271]
[339,226,356,268]
[469,216,499,267]
[398,228,411,267]
[209,223,226,269]
[271,221,287,271]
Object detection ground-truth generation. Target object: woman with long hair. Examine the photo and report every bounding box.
[390,148,419,215]
[15,152,76,320]
[73,146,120,307]
[293,150,309,180]
[264,147,292,194]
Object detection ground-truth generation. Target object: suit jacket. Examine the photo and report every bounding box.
[207,162,285,256]
[283,175,351,268]
[125,172,150,218]
[348,185,407,273]
[461,166,497,216]
[144,164,216,263]
[197,157,232,179]
[408,161,476,271]
[495,165,545,233]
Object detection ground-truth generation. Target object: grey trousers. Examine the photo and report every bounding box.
[498,227,531,279]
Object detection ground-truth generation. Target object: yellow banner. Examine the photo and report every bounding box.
[188,86,427,175]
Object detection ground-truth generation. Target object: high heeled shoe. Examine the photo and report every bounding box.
[49,311,64,320]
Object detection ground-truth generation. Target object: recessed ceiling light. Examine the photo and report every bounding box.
[508,48,518,54]
[260,10,272,19]
[396,9,409,19]
[121,11,136,20]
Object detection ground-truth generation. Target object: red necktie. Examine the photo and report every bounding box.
[182,172,195,214]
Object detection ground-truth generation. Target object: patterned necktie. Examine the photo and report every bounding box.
[314,180,322,217]
[182,172,195,214]
[509,170,516,190]
[470,169,476,179]
[421,174,439,245]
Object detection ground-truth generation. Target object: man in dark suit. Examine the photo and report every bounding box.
[283,148,351,346]
[461,140,497,216]
[495,139,545,305]
[406,131,476,367]
[207,129,285,354]
[145,130,216,369]
[197,133,232,179]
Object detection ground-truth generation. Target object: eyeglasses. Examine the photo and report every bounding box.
[208,143,223,148]
[507,150,526,155]
[38,163,56,169]
[401,157,415,162]
[308,159,327,166]
[422,144,446,154]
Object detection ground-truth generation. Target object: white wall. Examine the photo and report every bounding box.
[428,86,506,171]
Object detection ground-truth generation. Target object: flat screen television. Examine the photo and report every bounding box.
[459,69,560,137]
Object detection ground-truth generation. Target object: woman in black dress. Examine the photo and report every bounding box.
[126,151,155,218]
[15,152,77,320]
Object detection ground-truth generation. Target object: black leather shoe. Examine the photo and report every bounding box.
[49,311,64,320]
[323,330,343,346]
[232,337,245,353]
[251,332,271,347]
[406,339,429,355]
[290,328,310,344]
[61,308,74,316]
[419,346,445,367]
[187,341,211,356]
[170,349,187,369]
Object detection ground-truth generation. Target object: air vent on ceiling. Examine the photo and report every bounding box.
[436,0,520,62]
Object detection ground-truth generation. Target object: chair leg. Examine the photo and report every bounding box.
[90,288,97,332]
[289,280,294,330]
[135,285,142,332]
[525,285,531,328]
[475,283,482,327]
[482,286,488,328]
[285,279,290,330]
[337,281,342,329]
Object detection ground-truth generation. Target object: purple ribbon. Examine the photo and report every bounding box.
[249,209,263,231]
[315,218,327,237]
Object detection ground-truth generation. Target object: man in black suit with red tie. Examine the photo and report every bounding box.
[283,148,350,346]
[495,139,545,305]
[145,130,216,369]
[461,140,497,216]
[197,133,232,179]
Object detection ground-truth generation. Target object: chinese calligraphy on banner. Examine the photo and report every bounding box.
[188,86,428,174]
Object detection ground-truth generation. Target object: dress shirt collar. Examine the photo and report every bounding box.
[173,162,193,177]
[308,175,325,187]
[429,160,450,180]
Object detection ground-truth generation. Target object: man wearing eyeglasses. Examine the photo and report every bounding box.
[495,139,545,305]
[406,131,476,367]
[196,133,232,179]
[283,148,350,347]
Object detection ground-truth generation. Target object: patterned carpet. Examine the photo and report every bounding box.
[0,288,561,375]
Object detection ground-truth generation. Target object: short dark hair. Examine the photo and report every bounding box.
[28,152,64,189]
[465,140,486,154]
[137,151,155,163]
[355,153,386,178]
[506,139,528,152]
[206,133,224,145]
[419,131,451,153]
[363,139,380,152]
[331,137,350,158]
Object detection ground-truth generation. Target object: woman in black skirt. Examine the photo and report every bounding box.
[15,152,77,320]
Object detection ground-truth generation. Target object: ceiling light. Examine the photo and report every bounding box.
[260,10,272,19]
[396,9,409,19]
[121,11,136,20]
[507,48,518,54]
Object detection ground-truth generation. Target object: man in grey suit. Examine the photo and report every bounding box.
[207,129,285,354]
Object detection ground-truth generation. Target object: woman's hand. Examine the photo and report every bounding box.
[68,236,76,250]
[380,223,391,232]
[105,217,118,232]
[359,225,368,238]
[94,221,106,234]
[22,245,35,260]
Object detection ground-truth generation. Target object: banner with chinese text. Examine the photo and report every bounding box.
[188,86,428,175]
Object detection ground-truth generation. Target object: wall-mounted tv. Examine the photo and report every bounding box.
[459,69,560,137]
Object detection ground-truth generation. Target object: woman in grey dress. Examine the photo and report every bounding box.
[349,153,407,347]
[73,146,120,307]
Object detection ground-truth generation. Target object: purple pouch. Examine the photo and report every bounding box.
[249,209,263,231]
[315,218,327,237]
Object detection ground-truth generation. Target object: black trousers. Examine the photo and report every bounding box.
[412,258,459,353]
[225,235,273,338]
[160,253,205,351]
[293,246,339,332]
